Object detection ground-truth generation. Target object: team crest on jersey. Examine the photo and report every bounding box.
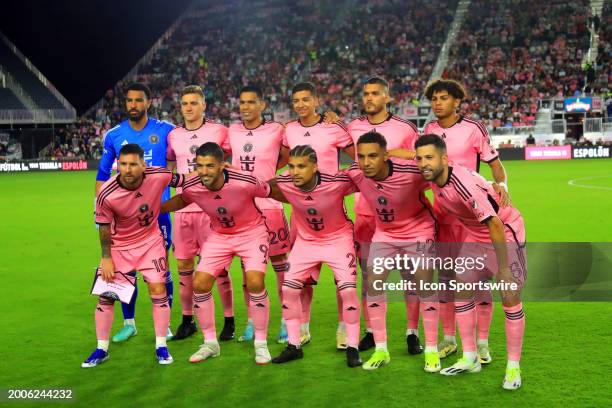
[149,134,159,144]
[139,204,149,213]
[307,208,317,215]
[243,143,253,153]
[377,196,387,206]
[217,206,227,215]
[470,199,478,209]
[190,145,198,154]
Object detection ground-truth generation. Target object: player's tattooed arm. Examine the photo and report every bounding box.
[267,179,289,203]
[488,159,510,206]
[387,148,416,160]
[98,224,115,282]
[484,216,509,273]
[276,146,290,169]
[161,195,187,213]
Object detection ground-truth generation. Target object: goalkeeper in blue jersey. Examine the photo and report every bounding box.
[94,82,175,342]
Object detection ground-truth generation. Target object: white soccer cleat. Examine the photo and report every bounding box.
[477,343,492,364]
[440,356,481,376]
[503,367,522,390]
[254,343,272,364]
[189,343,220,363]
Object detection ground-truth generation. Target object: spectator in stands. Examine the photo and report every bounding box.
[526,134,535,145]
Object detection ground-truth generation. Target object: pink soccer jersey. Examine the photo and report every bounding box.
[283,117,353,174]
[180,169,271,234]
[429,163,524,242]
[348,113,419,216]
[95,167,184,249]
[166,120,229,212]
[228,119,286,210]
[344,158,435,241]
[423,115,499,172]
[275,171,357,241]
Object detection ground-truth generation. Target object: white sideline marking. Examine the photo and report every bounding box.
[567,176,612,190]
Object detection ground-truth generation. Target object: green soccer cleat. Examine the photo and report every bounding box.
[438,339,457,358]
[362,350,391,370]
[440,356,481,376]
[112,325,137,343]
[503,367,522,390]
[424,351,441,373]
[300,331,311,346]
[478,343,492,364]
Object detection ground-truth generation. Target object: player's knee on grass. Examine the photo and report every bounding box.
[147,282,166,296]
[177,258,195,272]
[193,271,215,293]
[244,270,266,293]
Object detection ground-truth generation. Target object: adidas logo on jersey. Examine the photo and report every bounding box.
[214,195,222,199]
[304,131,311,137]
[305,195,313,201]
[376,184,384,190]
[246,131,254,137]
[121,140,129,146]
[190,134,198,139]
[135,192,143,198]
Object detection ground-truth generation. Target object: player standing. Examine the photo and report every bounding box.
[266,145,362,367]
[95,83,175,342]
[284,82,355,349]
[421,79,510,363]
[415,134,525,390]
[344,132,439,371]
[346,77,423,354]
[166,85,235,340]
[228,85,290,343]
[162,142,273,364]
[83,144,184,367]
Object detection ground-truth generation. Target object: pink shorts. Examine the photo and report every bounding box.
[172,211,212,260]
[198,226,269,277]
[108,236,168,283]
[262,208,290,256]
[286,234,357,286]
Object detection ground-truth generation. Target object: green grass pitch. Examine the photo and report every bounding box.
[1,159,611,407]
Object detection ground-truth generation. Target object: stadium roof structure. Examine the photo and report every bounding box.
[0,31,76,125]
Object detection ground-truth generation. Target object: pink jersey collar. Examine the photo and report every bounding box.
[298,114,324,128]
[366,112,393,125]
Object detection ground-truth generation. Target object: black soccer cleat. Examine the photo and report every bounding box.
[173,316,197,341]
[346,347,362,367]
[271,344,304,364]
[219,316,235,341]
[358,331,375,352]
[407,333,424,355]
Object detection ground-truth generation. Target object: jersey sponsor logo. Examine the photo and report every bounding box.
[240,155,256,171]
[376,208,395,222]
[190,145,198,154]
[306,207,324,231]
[216,206,235,228]
[243,142,253,152]
[137,203,155,226]
[149,134,159,144]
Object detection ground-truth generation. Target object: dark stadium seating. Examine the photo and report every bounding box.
[0,39,64,109]
[0,88,25,109]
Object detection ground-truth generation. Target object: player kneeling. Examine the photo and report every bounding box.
[162,142,273,364]
[82,144,184,367]
[267,145,362,367]
[415,134,526,390]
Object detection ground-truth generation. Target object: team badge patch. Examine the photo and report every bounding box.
[190,145,198,154]
[243,143,253,153]
[217,206,227,215]
[149,134,159,144]
[139,204,149,213]
[307,208,317,215]
[377,196,387,206]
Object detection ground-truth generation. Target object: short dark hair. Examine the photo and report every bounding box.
[239,85,263,100]
[125,82,151,100]
[195,142,224,161]
[357,131,387,149]
[291,82,318,97]
[424,79,466,101]
[119,143,144,158]
[415,134,447,153]
[289,144,318,163]
[364,76,389,92]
